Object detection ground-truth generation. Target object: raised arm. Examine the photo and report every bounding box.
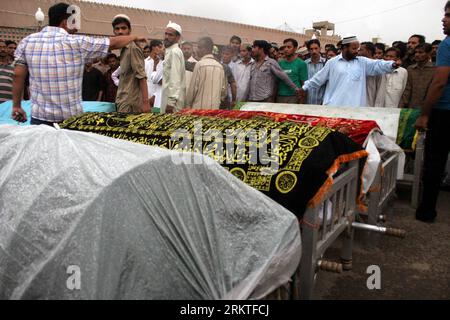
[302,61,331,91]
[11,65,28,122]
[363,57,396,76]
[269,60,298,91]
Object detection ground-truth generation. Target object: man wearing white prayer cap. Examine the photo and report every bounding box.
[112,14,150,114]
[161,21,186,113]
[300,34,403,107]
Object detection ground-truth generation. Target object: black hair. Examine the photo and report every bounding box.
[253,40,271,55]
[446,1,450,10]
[385,47,401,58]
[361,42,376,56]
[307,39,321,50]
[48,2,71,27]
[181,41,193,47]
[324,44,335,50]
[415,43,433,53]
[198,37,214,53]
[283,38,298,48]
[150,39,163,51]
[230,35,242,44]
[112,17,131,29]
[5,40,17,46]
[222,46,234,54]
[392,41,407,58]
[409,34,426,44]
[432,40,442,46]
[106,53,118,60]
[374,43,386,53]
[326,47,338,55]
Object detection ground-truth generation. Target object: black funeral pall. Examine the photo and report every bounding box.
[61,113,367,217]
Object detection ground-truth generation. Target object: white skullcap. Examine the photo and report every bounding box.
[342,35,359,45]
[296,46,308,55]
[166,21,182,35]
[113,14,131,24]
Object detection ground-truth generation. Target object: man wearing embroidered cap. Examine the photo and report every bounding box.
[161,21,186,113]
[112,14,150,114]
[300,35,402,107]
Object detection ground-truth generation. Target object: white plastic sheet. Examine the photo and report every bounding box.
[0,125,301,300]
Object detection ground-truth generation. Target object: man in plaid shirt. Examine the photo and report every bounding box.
[11,2,145,125]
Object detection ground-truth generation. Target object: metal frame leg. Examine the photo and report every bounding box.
[299,207,320,300]
[366,165,382,225]
[412,133,425,208]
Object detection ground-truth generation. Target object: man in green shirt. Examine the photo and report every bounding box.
[277,38,308,104]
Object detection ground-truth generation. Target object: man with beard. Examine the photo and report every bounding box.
[415,1,450,222]
[161,21,186,114]
[300,35,402,107]
[404,34,426,68]
[113,14,150,114]
[305,39,326,105]
[401,43,435,109]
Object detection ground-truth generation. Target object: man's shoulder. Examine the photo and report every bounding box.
[199,57,220,66]
[172,45,184,55]
[440,37,450,48]
[294,58,307,65]
[129,42,143,52]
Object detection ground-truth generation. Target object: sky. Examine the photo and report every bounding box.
[86,0,445,45]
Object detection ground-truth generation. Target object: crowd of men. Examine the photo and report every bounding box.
[1,1,450,222]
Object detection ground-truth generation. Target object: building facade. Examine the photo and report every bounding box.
[0,0,341,47]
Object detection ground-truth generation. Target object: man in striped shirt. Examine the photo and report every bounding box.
[305,39,327,105]
[0,40,14,104]
[186,37,227,110]
[11,2,146,125]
